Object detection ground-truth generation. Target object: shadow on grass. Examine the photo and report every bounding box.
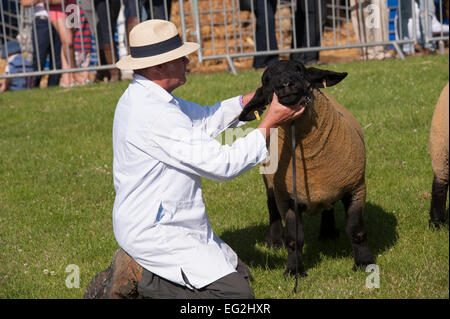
[220,201,398,272]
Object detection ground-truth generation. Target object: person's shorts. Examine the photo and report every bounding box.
[49,5,65,23]
[75,51,91,68]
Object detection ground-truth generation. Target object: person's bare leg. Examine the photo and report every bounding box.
[53,18,84,85]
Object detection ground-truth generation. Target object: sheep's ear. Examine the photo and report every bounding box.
[305,67,348,88]
[238,86,268,122]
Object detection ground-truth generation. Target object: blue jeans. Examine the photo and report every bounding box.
[32,17,62,87]
[417,0,436,50]
[399,0,415,54]
[142,0,172,20]
[253,0,279,68]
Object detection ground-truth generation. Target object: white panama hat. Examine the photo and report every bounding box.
[116,19,200,70]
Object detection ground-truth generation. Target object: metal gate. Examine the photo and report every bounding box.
[1,0,448,81]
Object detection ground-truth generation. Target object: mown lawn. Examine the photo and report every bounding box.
[0,54,448,298]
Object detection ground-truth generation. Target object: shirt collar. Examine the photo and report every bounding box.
[133,73,174,103]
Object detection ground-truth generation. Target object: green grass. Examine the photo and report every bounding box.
[0,54,448,299]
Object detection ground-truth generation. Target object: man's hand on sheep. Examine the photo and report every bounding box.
[257,93,306,139]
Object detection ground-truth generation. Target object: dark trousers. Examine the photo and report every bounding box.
[137,259,255,299]
[94,0,122,47]
[290,0,327,64]
[399,0,412,39]
[253,0,279,68]
[144,0,173,20]
[32,17,62,87]
[124,0,139,18]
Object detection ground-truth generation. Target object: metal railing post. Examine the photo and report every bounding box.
[179,0,187,43]
[1,0,449,79]
[191,0,203,63]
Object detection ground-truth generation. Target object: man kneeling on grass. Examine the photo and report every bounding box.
[109,19,304,298]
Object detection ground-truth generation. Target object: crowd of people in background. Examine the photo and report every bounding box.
[0,0,448,93]
[250,0,449,68]
[0,0,173,92]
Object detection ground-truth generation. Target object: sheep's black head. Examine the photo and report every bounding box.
[239,60,348,121]
[262,60,311,107]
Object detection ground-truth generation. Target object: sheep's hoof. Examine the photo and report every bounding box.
[352,263,369,271]
[428,218,449,231]
[352,258,375,272]
[267,238,283,250]
[283,268,307,279]
[318,228,340,241]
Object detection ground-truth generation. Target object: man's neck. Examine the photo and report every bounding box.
[134,72,175,93]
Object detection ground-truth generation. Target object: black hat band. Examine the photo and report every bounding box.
[130,35,183,58]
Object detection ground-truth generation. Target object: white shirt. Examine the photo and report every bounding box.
[33,3,49,18]
[112,74,269,289]
[4,53,19,73]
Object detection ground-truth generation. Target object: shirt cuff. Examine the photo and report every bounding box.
[239,95,245,109]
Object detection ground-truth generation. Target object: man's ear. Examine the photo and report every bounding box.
[305,67,348,88]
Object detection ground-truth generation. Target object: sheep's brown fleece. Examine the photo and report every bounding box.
[262,89,366,218]
[428,82,449,227]
[430,83,449,184]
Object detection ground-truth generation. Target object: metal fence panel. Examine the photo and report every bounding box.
[1,0,448,81]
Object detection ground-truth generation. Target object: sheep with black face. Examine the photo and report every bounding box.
[240,60,374,277]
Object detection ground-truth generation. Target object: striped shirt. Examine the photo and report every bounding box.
[73,6,92,53]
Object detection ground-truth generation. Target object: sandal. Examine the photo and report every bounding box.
[60,82,75,88]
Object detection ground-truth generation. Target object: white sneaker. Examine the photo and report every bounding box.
[432,16,449,34]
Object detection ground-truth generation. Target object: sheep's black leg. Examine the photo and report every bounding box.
[283,208,307,278]
[319,209,340,240]
[429,175,449,230]
[342,193,374,271]
[266,188,283,249]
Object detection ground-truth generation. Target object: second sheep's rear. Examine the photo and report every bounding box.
[429,83,449,229]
